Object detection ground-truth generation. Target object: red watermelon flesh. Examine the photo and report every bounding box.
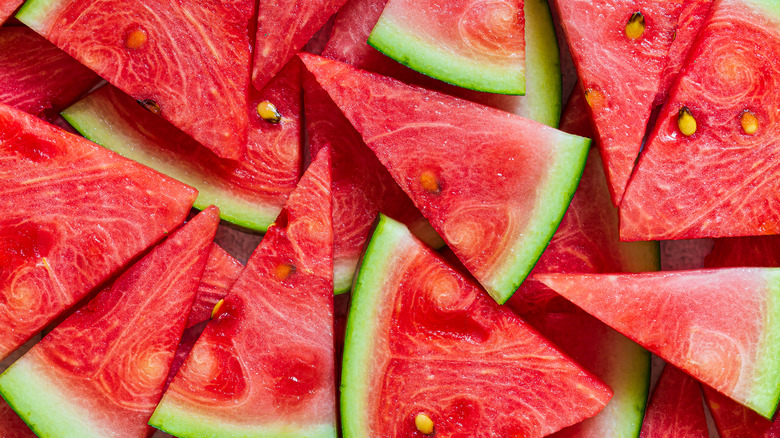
[537,269,780,419]
[252,0,348,91]
[0,0,22,24]
[185,243,244,329]
[554,0,682,205]
[150,149,336,437]
[300,53,590,303]
[621,0,780,240]
[639,365,709,438]
[0,27,100,117]
[0,206,219,438]
[705,236,780,269]
[0,103,197,362]
[17,0,254,160]
[0,400,35,438]
[303,68,438,293]
[703,384,780,438]
[558,86,593,138]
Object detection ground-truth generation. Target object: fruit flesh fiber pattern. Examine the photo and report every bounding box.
[0,0,22,24]
[638,365,709,438]
[185,243,244,328]
[703,384,780,438]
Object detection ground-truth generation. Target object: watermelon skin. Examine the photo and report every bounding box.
[252,0,348,91]
[705,236,780,269]
[0,1,22,24]
[185,243,244,329]
[17,0,254,160]
[537,269,780,419]
[151,149,336,438]
[0,207,219,438]
[0,399,35,438]
[702,384,780,438]
[62,61,303,232]
[301,53,589,303]
[555,0,681,205]
[322,0,562,127]
[638,365,709,438]
[0,27,100,117]
[621,0,780,240]
[0,103,197,361]
[344,215,612,437]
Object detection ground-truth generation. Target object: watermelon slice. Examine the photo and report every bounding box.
[0,0,21,24]
[621,0,780,240]
[705,236,780,269]
[703,384,780,438]
[322,0,562,127]
[0,103,197,361]
[368,0,526,94]
[0,206,219,438]
[17,0,255,160]
[301,53,589,303]
[343,214,612,437]
[0,27,100,117]
[252,0,347,90]
[638,365,709,437]
[554,0,681,205]
[151,149,336,437]
[0,400,35,438]
[62,60,303,232]
[303,68,440,293]
[185,244,244,329]
[526,312,650,438]
[536,269,780,419]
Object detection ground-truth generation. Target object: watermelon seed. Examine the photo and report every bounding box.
[125,28,148,50]
[414,413,435,435]
[137,99,162,115]
[257,101,282,124]
[740,110,758,135]
[211,299,225,319]
[420,171,441,194]
[625,12,646,40]
[677,107,697,136]
[584,89,605,110]
[275,263,296,280]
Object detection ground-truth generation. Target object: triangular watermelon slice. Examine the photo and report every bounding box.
[0,27,100,117]
[621,0,780,240]
[638,365,709,437]
[537,269,780,419]
[300,52,590,303]
[0,206,219,437]
[702,384,780,438]
[185,243,244,329]
[343,214,612,436]
[0,103,197,361]
[17,0,255,159]
[252,0,348,90]
[150,149,336,437]
[554,0,682,205]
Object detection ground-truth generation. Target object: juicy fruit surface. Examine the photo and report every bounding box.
[0,207,219,438]
[151,151,336,437]
[621,0,780,240]
[185,244,244,329]
[705,235,780,269]
[301,53,589,303]
[703,384,780,438]
[0,103,196,361]
[0,1,22,24]
[538,269,780,418]
[344,216,612,437]
[555,0,681,204]
[368,0,526,94]
[18,0,254,159]
[0,399,35,438]
[639,365,709,438]
[0,26,99,116]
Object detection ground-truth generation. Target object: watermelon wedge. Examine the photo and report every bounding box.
[702,384,780,438]
[0,400,35,438]
[526,312,650,438]
[252,0,347,90]
[554,0,681,205]
[638,365,709,437]
[150,149,336,437]
[0,103,197,361]
[303,68,440,293]
[368,0,526,95]
[343,214,612,437]
[322,0,562,127]
[300,53,589,303]
[0,27,100,118]
[185,243,244,329]
[17,0,255,160]
[62,60,303,232]
[0,0,21,24]
[536,269,780,419]
[621,0,780,240]
[0,206,219,438]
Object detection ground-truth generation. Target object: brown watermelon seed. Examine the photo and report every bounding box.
[211,299,225,319]
[677,106,697,136]
[415,414,435,435]
[137,99,161,115]
[125,28,148,50]
[275,263,296,280]
[257,101,282,123]
[741,110,758,135]
[420,171,441,194]
[584,88,605,110]
[625,12,646,40]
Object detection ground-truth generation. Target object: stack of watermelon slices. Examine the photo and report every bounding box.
[3,0,780,436]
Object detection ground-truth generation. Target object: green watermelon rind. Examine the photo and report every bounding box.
[747,270,780,419]
[599,330,651,437]
[61,98,279,233]
[149,401,337,438]
[367,16,525,95]
[745,0,780,18]
[14,0,57,30]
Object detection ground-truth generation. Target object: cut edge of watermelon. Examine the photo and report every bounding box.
[14,0,57,31]
[750,270,780,418]
[367,20,525,95]
[522,0,561,127]
[747,0,780,17]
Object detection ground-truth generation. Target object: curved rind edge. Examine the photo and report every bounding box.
[15,0,59,30]
[519,0,562,127]
[747,270,780,419]
[603,332,652,437]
